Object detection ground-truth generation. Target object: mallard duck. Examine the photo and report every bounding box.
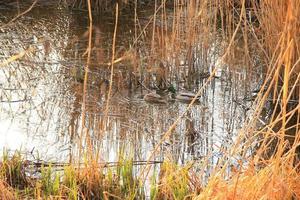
[143,92,168,104]
[175,92,200,103]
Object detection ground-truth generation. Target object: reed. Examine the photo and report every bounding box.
[0,151,28,190]
[1,0,300,199]
[0,152,144,199]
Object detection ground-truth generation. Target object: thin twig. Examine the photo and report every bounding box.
[1,0,38,29]
[103,4,119,135]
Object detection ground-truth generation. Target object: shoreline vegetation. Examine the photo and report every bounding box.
[0,0,299,199]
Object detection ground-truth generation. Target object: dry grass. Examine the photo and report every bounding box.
[195,160,300,199]
[0,0,299,199]
[0,180,16,200]
[141,0,300,199]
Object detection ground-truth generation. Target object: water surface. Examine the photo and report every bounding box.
[0,4,261,167]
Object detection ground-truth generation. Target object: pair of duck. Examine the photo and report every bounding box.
[143,90,201,104]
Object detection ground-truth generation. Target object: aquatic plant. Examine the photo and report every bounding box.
[154,162,191,200]
[40,165,60,197]
[0,151,28,190]
[0,0,299,199]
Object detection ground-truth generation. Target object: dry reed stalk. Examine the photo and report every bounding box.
[0,180,16,200]
[276,0,297,160]
[79,0,93,163]
[102,3,119,136]
[1,0,298,198]
[137,0,300,198]
[195,0,300,198]
[0,46,35,68]
[195,156,300,200]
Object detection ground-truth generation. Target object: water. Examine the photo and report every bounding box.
[0,3,261,167]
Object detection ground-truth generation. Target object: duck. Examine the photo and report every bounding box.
[143,92,168,104]
[163,84,200,103]
[175,92,200,103]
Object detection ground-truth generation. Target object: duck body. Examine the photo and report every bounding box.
[175,92,200,103]
[143,92,168,104]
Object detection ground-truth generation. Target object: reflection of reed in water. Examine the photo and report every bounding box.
[185,117,197,154]
[68,77,109,162]
[146,62,167,89]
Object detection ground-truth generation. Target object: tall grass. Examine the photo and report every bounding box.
[136,0,300,199]
[0,152,145,199]
[1,0,299,199]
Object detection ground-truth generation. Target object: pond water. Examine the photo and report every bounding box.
[0,3,262,168]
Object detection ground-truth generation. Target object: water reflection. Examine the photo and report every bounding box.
[0,6,258,167]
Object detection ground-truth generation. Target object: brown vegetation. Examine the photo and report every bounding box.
[0,0,299,199]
